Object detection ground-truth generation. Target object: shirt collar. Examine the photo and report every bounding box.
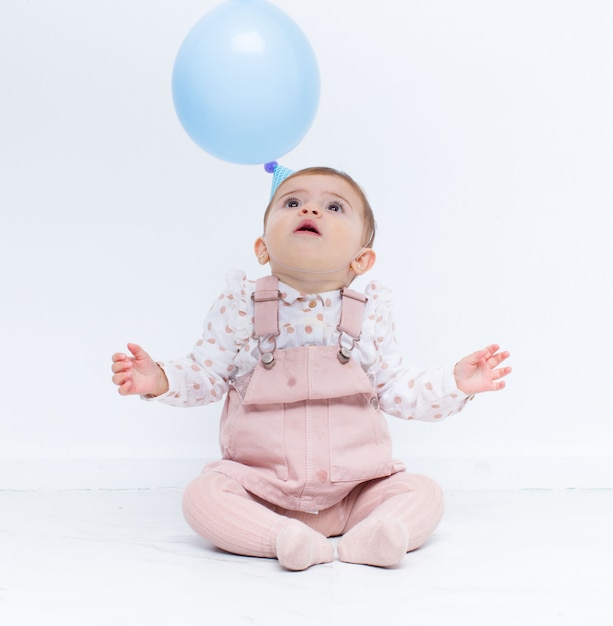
[278,280,342,307]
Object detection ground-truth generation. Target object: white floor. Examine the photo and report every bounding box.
[1,489,611,626]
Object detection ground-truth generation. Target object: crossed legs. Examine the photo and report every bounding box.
[182,471,444,570]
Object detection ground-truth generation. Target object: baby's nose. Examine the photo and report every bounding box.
[300,204,320,215]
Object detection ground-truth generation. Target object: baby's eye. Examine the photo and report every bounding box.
[327,202,343,213]
[284,197,301,208]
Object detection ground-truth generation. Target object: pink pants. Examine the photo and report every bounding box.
[182,470,444,559]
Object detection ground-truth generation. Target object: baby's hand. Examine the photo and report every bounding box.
[111,343,169,397]
[454,344,511,396]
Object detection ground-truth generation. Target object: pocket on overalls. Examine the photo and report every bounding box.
[328,392,394,483]
[220,385,289,481]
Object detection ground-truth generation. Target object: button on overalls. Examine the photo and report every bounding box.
[206,276,405,514]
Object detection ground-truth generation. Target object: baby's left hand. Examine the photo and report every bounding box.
[454,344,511,395]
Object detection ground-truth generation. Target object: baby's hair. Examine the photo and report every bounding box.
[263,167,376,249]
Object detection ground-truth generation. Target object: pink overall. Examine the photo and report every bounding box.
[182,277,444,565]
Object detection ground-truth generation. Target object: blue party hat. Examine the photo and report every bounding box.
[264,161,294,198]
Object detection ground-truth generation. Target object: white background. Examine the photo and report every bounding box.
[1,0,612,490]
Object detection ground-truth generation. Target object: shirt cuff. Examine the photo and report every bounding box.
[140,362,175,402]
[443,364,473,404]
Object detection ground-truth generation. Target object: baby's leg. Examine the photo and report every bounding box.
[337,472,444,567]
[182,471,333,570]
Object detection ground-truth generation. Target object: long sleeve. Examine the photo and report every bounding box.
[362,281,471,422]
[152,271,252,407]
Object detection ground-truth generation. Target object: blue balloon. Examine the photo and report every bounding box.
[172,0,320,164]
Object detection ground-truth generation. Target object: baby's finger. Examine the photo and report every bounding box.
[111,359,132,374]
[492,380,507,391]
[117,383,134,396]
[112,372,130,387]
[466,347,491,363]
[483,344,501,358]
[488,350,510,367]
[493,365,512,381]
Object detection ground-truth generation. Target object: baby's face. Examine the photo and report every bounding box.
[261,174,368,283]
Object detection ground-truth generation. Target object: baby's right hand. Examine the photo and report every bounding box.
[111,343,169,397]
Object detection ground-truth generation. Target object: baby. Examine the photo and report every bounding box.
[111,164,511,570]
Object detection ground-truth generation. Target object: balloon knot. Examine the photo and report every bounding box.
[264,161,278,173]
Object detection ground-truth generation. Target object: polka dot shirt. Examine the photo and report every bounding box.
[155,269,470,421]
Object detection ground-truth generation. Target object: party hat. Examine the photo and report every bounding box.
[264,161,294,198]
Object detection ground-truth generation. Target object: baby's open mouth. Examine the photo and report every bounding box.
[295,220,320,235]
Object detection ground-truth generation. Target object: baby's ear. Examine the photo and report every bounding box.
[351,248,376,275]
[254,237,269,265]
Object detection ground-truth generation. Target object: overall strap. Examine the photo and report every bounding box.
[337,288,367,364]
[252,275,281,337]
[252,276,282,369]
[338,288,367,339]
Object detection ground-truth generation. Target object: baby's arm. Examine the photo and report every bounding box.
[111,273,248,406]
[366,286,509,420]
[111,343,169,397]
